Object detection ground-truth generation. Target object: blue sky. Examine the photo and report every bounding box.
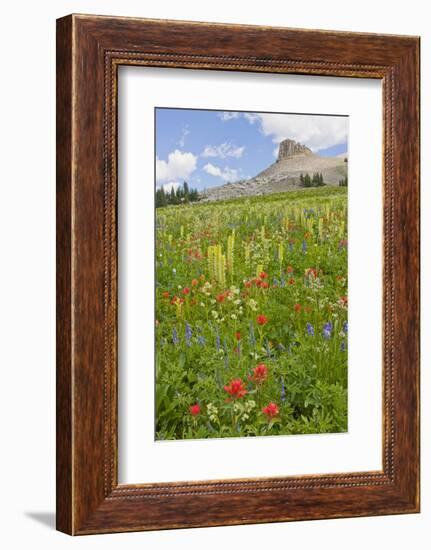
[155,108,348,192]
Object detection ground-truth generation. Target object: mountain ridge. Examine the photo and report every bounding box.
[200,138,347,202]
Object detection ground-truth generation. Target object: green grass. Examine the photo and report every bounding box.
[155,187,348,440]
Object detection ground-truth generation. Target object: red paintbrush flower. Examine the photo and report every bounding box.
[189,403,200,416]
[305,268,318,279]
[248,363,268,384]
[256,314,268,326]
[235,332,241,341]
[216,292,227,303]
[294,303,302,313]
[259,271,268,279]
[262,402,279,418]
[338,295,348,308]
[224,378,248,400]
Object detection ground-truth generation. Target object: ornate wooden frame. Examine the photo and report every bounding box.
[56,14,420,535]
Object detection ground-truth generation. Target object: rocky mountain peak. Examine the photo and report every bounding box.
[200,136,347,202]
[277,138,312,161]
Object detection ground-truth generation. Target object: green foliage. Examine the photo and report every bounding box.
[303,173,312,187]
[155,187,348,440]
[156,181,199,207]
[300,172,325,187]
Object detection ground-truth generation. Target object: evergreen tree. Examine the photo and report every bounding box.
[170,187,176,204]
[183,181,189,202]
[155,181,200,208]
[304,173,312,187]
[155,187,167,207]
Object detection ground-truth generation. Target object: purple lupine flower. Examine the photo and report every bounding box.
[343,321,348,334]
[280,277,286,288]
[215,329,221,351]
[306,322,314,336]
[249,322,256,346]
[198,335,205,346]
[185,322,192,347]
[265,339,271,358]
[302,240,307,254]
[216,368,223,388]
[172,327,179,345]
[304,208,315,219]
[340,340,347,352]
[273,277,279,287]
[280,378,286,402]
[322,321,333,340]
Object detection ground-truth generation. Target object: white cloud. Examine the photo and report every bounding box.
[203,163,222,177]
[218,110,347,150]
[156,150,197,183]
[243,113,259,124]
[203,163,239,182]
[243,113,348,152]
[161,182,180,193]
[218,111,240,121]
[178,126,190,147]
[202,142,245,159]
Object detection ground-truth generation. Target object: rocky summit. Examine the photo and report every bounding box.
[200,138,347,202]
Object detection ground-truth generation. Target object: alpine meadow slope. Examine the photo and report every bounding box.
[200,138,348,202]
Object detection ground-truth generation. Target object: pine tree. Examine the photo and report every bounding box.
[155,187,168,208]
[183,181,189,202]
[156,182,200,207]
[170,187,176,204]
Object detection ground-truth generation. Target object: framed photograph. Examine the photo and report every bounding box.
[56,14,420,535]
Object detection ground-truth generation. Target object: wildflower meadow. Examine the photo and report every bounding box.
[155,187,348,440]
